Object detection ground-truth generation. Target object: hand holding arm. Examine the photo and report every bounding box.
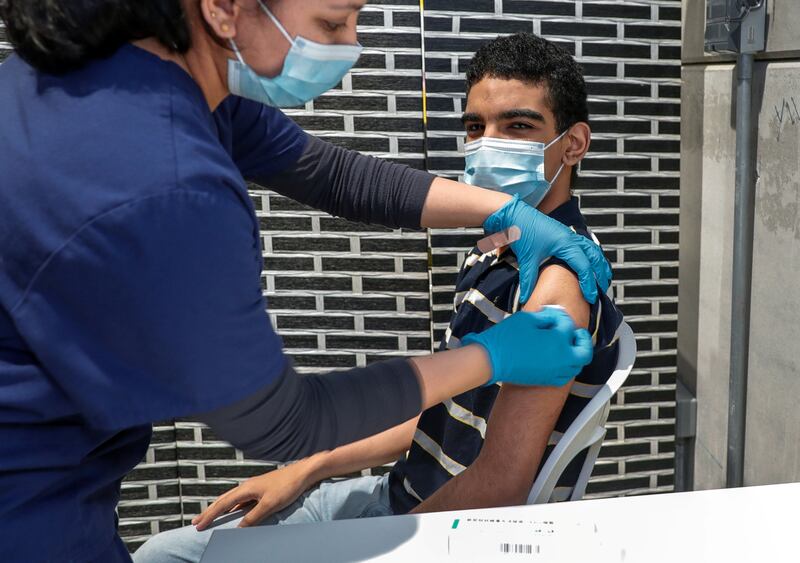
[484,195,611,304]
[461,306,593,388]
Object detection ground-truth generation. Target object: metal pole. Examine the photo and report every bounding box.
[726,52,756,488]
[418,0,437,352]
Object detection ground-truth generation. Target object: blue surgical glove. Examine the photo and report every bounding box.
[484,195,612,304]
[462,306,593,387]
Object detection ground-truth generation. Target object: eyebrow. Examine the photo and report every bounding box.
[498,109,546,123]
[460,109,546,124]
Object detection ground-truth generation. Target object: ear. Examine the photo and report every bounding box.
[200,0,241,40]
[562,122,591,167]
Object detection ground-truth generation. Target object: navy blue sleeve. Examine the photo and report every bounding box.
[200,359,422,462]
[221,97,309,179]
[269,135,434,229]
[221,98,434,229]
[10,186,424,449]
[10,188,286,429]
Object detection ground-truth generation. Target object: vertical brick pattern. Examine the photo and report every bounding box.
[0,0,681,552]
[422,0,681,498]
[118,423,182,548]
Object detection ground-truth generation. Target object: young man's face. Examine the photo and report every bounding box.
[462,77,568,195]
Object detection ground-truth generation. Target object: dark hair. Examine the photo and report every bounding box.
[465,33,589,133]
[0,1,191,74]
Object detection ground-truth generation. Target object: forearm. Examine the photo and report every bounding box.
[410,383,564,515]
[201,346,490,463]
[200,359,421,462]
[412,344,491,408]
[268,135,434,229]
[267,136,512,230]
[411,459,527,514]
[303,416,419,484]
[419,177,512,229]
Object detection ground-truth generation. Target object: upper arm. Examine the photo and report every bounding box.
[223,97,308,180]
[524,263,590,329]
[471,263,589,493]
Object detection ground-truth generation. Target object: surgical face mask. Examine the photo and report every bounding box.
[463,131,568,208]
[227,1,363,107]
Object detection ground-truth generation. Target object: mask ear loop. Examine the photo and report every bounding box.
[546,162,566,186]
[544,128,569,150]
[229,1,294,68]
[256,0,295,46]
[544,128,570,184]
[229,39,247,65]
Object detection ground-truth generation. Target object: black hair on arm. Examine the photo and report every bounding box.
[465,32,589,133]
[0,0,191,74]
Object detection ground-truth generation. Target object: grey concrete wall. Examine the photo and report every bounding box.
[681,62,737,490]
[683,0,800,62]
[679,0,800,489]
[746,61,800,484]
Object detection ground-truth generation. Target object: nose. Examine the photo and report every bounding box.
[344,17,360,45]
[483,124,503,139]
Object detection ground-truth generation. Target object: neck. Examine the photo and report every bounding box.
[536,169,572,215]
[132,8,230,111]
[496,173,572,256]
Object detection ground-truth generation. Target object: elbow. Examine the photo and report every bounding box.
[236,433,320,464]
[238,413,332,462]
[495,483,533,507]
[478,481,531,508]
[509,486,533,506]
[200,366,336,463]
[239,442,296,465]
[470,459,534,507]
[208,412,329,465]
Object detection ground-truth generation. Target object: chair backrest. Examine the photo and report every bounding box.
[526,321,636,505]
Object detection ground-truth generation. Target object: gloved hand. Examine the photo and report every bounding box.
[484,195,612,304]
[462,306,593,387]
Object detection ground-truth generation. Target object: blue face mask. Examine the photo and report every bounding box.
[227,1,363,107]
[463,132,568,208]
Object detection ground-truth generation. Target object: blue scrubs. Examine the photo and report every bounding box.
[0,45,307,561]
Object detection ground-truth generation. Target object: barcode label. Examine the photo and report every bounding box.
[499,542,539,555]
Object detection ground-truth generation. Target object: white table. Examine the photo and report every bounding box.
[200,482,798,562]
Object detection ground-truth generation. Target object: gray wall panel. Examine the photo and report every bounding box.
[680,0,800,489]
[745,60,800,484]
[683,0,800,61]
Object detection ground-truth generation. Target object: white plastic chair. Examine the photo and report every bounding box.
[526,321,636,504]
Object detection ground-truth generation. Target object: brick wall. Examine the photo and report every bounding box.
[0,1,681,553]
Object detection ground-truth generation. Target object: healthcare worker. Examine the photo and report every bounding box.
[0,1,611,561]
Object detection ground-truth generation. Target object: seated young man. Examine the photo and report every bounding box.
[135,32,622,562]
